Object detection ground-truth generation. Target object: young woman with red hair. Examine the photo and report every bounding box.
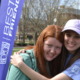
[7,25,63,80]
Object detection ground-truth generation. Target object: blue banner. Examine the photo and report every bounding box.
[0,0,24,80]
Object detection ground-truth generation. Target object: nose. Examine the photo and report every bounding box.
[50,47,56,53]
[69,36,75,42]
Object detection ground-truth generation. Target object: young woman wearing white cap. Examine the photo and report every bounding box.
[10,19,80,80]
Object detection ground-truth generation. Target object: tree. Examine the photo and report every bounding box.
[17,0,80,45]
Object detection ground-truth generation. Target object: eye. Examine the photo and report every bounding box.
[45,44,53,48]
[74,35,80,39]
[47,44,52,48]
[65,33,71,37]
[56,46,62,50]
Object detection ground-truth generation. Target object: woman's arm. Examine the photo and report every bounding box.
[11,54,48,80]
[7,54,27,80]
[11,54,72,80]
[19,61,48,80]
[18,61,72,80]
[50,73,72,80]
[7,53,37,80]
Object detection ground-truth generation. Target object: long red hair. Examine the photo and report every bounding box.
[34,25,63,77]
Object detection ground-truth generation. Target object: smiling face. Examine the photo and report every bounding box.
[43,37,62,61]
[64,30,80,54]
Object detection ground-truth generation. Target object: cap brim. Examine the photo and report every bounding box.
[62,27,80,35]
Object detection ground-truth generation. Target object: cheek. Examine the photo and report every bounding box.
[43,46,48,53]
[77,40,80,47]
[78,40,80,44]
[56,49,61,55]
[43,45,46,51]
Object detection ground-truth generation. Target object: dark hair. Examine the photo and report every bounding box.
[60,32,80,71]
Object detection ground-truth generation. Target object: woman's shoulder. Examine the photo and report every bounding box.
[20,49,34,59]
[20,49,38,71]
[63,59,80,80]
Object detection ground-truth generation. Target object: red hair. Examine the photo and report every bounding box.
[34,25,63,77]
[25,46,34,50]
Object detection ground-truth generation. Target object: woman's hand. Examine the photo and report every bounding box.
[10,53,23,68]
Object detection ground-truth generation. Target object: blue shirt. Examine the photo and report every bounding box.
[63,59,80,80]
[65,53,73,66]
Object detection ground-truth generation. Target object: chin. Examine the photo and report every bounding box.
[47,58,55,61]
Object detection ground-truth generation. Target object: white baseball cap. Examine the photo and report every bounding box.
[62,19,80,35]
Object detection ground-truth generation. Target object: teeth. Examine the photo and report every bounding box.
[68,44,74,47]
[68,43,75,45]
[68,42,75,47]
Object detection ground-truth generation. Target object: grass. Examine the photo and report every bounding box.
[12,47,24,54]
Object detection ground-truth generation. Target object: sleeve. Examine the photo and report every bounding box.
[6,53,35,80]
[63,59,80,80]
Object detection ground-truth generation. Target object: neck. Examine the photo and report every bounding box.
[69,51,75,54]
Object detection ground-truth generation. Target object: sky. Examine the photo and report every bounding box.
[60,0,80,9]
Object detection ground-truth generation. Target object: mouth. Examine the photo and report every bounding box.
[67,42,76,48]
[47,53,57,59]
